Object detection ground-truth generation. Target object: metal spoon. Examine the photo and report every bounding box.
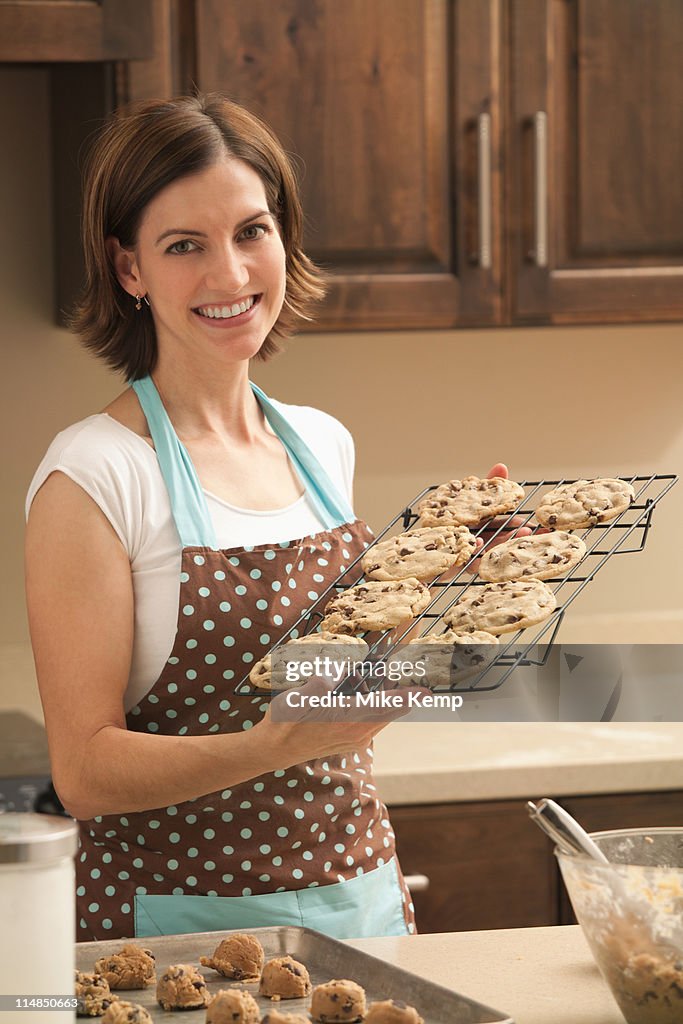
[526,798,609,862]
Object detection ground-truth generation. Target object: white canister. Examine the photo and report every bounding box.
[0,813,78,1022]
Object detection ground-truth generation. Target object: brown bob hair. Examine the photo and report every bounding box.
[69,93,327,380]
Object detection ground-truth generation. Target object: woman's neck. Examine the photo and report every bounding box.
[150,359,266,444]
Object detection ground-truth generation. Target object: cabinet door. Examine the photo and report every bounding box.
[0,0,153,61]
[391,800,558,933]
[509,0,683,323]
[184,0,503,329]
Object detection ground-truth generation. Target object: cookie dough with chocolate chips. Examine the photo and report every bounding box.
[249,633,369,690]
[365,999,424,1024]
[156,964,210,1011]
[75,971,117,1017]
[361,525,477,582]
[535,478,634,530]
[320,578,431,635]
[199,932,265,980]
[310,979,367,1023]
[443,579,556,635]
[417,476,524,528]
[259,956,312,1000]
[206,988,260,1024]
[94,944,156,990]
[100,1002,152,1024]
[478,531,586,583]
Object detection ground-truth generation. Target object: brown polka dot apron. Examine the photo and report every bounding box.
[76,375,415,941]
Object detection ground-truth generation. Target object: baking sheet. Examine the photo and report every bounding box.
[77,926,515,1023]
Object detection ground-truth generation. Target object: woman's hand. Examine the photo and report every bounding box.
[254,675,428,762]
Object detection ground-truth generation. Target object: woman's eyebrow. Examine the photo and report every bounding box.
[155,210,272,246]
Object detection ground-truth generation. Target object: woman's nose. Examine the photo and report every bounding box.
[204,244,250,294]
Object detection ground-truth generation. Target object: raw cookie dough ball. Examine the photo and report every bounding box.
[261,1013,312,1024]
[156,964,210,1011]
[200,932,265,980]
[259,956,312,999]
[95,944,156,990]
[310,979,367,1022]
[365,999,424,1024]
[101,1002,153,1024]
[75,970,116,1017]
[206,988,261,1024]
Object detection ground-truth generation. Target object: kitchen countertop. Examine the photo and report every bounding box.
[349,924,623,1024]
[372,722,683,805]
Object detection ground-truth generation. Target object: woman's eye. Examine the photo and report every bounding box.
[240,224,268,241]
[166,239,199,255]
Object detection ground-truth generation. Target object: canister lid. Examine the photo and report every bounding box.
[0,813,77,864]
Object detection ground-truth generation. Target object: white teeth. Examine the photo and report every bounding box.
[196,297,256,319]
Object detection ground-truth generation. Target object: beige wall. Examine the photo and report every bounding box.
[3,68,682,723]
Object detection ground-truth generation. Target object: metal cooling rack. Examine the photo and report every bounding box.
[235,474,677,695]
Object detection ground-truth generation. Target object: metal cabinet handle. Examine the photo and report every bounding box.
[532,111,548,267]
[404,873,430,893]
[477,112,492,269]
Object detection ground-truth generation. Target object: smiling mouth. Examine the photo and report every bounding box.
[193,295,260,319]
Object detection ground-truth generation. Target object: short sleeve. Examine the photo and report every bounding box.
[25,417,149,561]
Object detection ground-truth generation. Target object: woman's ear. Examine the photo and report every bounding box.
[105,236,144,297]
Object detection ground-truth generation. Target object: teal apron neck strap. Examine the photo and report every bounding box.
[249,382,355,530]
[131,376,355,548]
[131,376,219,548]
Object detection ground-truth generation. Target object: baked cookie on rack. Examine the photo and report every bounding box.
[249,632,369,690]
[416,476,524,527]
[361,524,477,582]
[535,478,635,530]
[443,579,556,635]
[320,578,431,635]
[478,531,586,582]
[399,628,499,687]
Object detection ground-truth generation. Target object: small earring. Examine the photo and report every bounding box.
[143,295,151,307]
[135,294,142,311]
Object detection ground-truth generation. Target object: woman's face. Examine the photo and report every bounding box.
[129,155,286,366]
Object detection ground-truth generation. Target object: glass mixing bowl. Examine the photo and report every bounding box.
[557,827,683,1024]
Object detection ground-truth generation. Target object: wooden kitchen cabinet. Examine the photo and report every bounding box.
[30,0,683,326]
[116,0,683,330]
[0,1,153,62]
[391,788,683,934]
[390,798,560,933]
[508,0,683,323]
[122,0,505,330]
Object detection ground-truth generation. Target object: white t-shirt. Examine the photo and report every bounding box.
[25,400,356,711]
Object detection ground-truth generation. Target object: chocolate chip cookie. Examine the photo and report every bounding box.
[443,579,556,635]
[535,478,635,530]
[249,632,369,690]
[402,628,499,686]
[361,524,477,582]
[478,531,587,582]
[416,476,524,527]
[320,578,431,635]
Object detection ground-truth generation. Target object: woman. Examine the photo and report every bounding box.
[25,94,513,942]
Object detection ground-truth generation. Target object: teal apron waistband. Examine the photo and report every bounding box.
[131,375,355,547]
[133,857,410,940]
